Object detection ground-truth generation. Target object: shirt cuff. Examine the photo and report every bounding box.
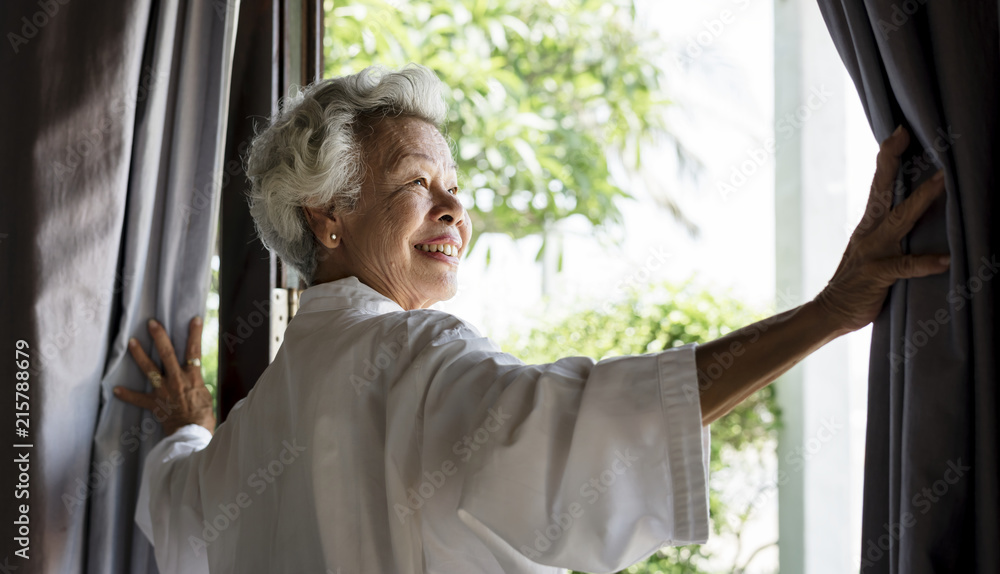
[135,424,213,543]
[657,343,710,545]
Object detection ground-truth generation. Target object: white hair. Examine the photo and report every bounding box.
[245,65,448,285]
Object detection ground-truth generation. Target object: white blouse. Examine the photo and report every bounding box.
[136,277,710,574]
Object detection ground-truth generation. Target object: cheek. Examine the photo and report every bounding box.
[370,197,424,258]
[368,220,408,262]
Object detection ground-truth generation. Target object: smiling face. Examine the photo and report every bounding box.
[305,115,471,310]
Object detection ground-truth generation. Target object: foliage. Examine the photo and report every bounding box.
[202,261,220,414]
[323,0,674,250]
[503,282,781,574]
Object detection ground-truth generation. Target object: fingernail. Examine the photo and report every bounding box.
[194,315,202,325]
[113,387,122,396]
[933,169,944,181]
[128,337,137,348]
[893,124,903,136]
[939,256,950,266]
[148,319,157,329]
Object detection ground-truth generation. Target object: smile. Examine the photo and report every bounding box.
[415,243,459,256]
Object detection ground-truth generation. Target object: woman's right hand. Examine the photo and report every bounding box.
[814,125,950,333]
[114,316,216,436]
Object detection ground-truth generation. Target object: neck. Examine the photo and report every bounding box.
[312,269,431,311]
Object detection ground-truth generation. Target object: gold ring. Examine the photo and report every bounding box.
[147,371,163,388]
[187,358,201,367]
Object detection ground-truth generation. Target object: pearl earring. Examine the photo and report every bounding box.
[330,234,337,241]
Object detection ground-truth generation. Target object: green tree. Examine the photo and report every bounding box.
[503,282,781,574]
[324,0,690,253]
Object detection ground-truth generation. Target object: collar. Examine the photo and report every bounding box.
[296,276,406,316]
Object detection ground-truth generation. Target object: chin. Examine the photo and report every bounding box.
[424,276,459,305]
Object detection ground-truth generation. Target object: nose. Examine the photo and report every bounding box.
[430,186,465,227]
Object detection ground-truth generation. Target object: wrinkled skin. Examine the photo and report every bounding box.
[814,125,948,331]
[115,317,216,436]
[303,115,471,310]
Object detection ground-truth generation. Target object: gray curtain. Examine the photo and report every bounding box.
[816,1,999,572]
[0,1,238,572]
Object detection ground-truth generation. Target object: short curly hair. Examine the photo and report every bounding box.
[245,65,448,285]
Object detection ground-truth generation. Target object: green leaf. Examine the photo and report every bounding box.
[323,0,689,244]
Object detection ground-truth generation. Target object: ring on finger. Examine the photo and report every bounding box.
[147,371,163,388]
[186,358,201,367]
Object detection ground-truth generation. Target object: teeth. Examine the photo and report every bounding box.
[416,243,460,256]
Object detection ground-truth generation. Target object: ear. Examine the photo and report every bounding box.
[302,206,343,249]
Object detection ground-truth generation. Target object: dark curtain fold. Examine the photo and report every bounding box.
[0,0,237,572]
[816,1,999,572]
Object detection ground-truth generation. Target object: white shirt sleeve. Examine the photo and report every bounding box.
[414,318,710,573]
[135,423,214,574]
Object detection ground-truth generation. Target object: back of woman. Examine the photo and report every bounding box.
[119,64,948,573]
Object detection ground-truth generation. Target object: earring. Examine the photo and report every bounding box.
[330,233,337,241]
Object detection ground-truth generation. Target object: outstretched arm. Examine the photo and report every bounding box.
[696,126,949,425]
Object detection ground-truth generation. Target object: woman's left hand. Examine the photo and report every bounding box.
[814,126,950,333]
[114,316,216,436]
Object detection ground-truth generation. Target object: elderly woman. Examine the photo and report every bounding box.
[114,65,947,573]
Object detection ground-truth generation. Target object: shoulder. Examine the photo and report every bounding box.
[392,308,491,351]
[401,308,482,336]
[381,310,525,374]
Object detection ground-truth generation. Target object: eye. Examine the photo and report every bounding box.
[412,178,427,188]
[448,187,459,195]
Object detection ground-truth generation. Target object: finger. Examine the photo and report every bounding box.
[858,126,910,238]
[881,170,945,240]
[872,125,910,195]
[128,337,161,376]
[186,316,203,365]
[877,253,951,281]
[113,386,158,411]
[148,319,183,380]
